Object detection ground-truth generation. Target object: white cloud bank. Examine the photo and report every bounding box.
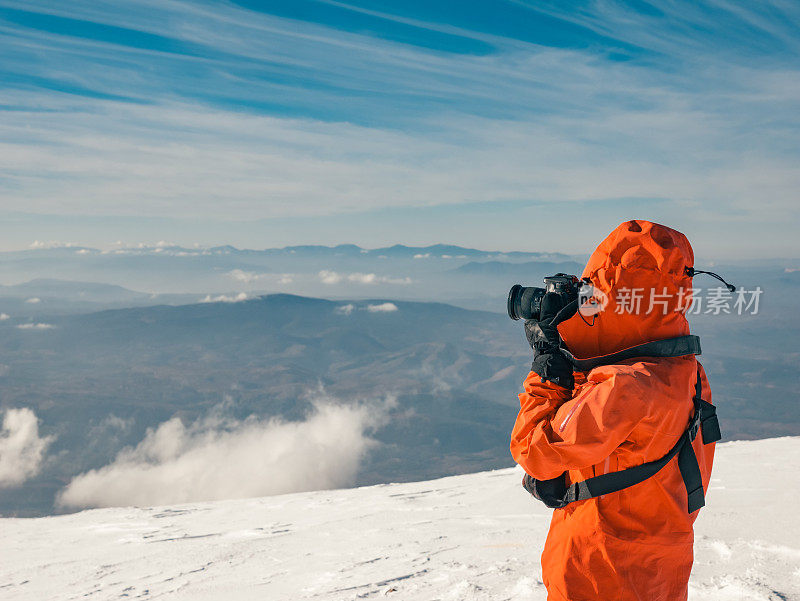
[0,408,53,488]
[319,271,411,285]
[199,292,249,303]
[319,270,343,284]
[367,303,399,313]
[335,303,399,314]
[57,400,392,509]
[335,303,355,315]
[227,269,268,284]
[29,240,76,249]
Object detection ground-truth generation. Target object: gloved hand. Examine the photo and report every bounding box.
[524,292,575,389]
[522,472,569,509]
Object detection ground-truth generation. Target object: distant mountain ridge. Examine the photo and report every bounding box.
[0,279,201,317]
[0,243,586,312]
[0,278,150,301]
[2,243,579,262]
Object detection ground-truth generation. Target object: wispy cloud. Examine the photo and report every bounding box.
[319,270,412,285]
[29,240,77,249]
[334,302,399,314]
[16,322,55,329]
[0,1,797,254]
[57,398,394,509]
[318,270,344,285]
[0,407,53,488]
[198,292,249,303]
[227,269,268,284]
[367,302,399,313]
[335,303,355,315]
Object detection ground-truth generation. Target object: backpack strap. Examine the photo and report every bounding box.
[525,365,722,512]
[562,335,701,372]
[677,365,721,511]
[561,431,689,506]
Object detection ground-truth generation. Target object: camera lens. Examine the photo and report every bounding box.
[507,285,546,320]
[508,285,523,320]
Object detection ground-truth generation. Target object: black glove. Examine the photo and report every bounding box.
[523,292,575,389]
[522,472,569,509]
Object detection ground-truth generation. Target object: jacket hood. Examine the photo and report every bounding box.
[557,220,695,359]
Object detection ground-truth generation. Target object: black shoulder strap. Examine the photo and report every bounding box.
[562,430,689,506]
[676,366,721,511]
[562,335,701,372]
[534,364,722,512]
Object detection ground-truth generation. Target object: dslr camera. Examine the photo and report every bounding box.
[507,273,583,321]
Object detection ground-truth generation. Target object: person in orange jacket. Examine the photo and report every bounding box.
[510,220,718,601]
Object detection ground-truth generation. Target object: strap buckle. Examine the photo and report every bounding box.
[699,402,722,444]
[688,410,701,441]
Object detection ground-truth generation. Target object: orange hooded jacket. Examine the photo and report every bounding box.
[510,220,716,601]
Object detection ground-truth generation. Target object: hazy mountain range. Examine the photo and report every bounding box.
[0,294,528,516]
[0,244,797,517]
[0,243,583,313]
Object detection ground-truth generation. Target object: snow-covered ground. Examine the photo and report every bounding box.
[2,438,799,600]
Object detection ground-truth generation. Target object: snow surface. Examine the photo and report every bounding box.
[2,437,799,600]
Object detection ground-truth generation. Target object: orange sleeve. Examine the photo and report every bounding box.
[510,367,647,480]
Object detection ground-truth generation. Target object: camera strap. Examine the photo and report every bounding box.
[561,335,701,372]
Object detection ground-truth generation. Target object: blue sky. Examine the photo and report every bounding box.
[0,0,798,257]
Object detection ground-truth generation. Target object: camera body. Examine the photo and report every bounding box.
[507,273,582,320]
